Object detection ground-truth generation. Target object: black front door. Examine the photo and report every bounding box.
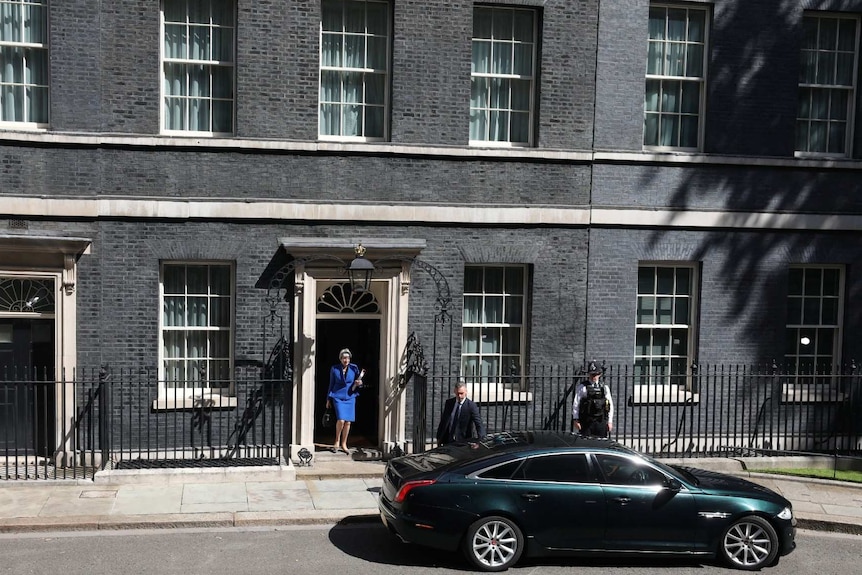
[0,318,55,453]
[314,318,380,448]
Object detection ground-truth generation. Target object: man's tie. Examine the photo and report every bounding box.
[450,401,462,440]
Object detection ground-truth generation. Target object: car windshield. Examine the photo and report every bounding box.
[636,452,700,485]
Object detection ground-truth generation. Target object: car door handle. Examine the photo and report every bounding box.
[520,493,541,501]
[611,496,631,504]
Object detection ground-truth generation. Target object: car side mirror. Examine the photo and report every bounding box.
[664,477,682,491]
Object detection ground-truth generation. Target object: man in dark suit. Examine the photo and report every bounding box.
[436,381,486,446]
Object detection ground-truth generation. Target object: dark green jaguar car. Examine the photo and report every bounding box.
[379,431,796,572]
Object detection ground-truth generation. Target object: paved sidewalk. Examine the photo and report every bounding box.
[1,454,861,535]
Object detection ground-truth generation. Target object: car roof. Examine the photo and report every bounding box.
[480,430,631,454]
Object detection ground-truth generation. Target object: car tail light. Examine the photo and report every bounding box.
[394,479,436,503]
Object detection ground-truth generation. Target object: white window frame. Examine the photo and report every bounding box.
[795,12,859,158]
[643,3,709,152]
[784,265,844,388]
[633,263,698,401]
[157,261,235,408]
[461,264,528,386]
[318,0,390,141]
[470,5,537,147]
[0,0,49,129]
[160,0,236,136]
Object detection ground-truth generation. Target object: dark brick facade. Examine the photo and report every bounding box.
[2,0,862,426]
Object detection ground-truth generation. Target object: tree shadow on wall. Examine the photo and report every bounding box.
[640,1,862,364]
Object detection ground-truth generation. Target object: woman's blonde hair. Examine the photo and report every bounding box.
[339,348,352,359]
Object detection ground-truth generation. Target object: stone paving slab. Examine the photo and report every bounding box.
[112,484,184,515]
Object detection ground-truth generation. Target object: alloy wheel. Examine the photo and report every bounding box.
[464,516,524,571]
[721,516,779,570]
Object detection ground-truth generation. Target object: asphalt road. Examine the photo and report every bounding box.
[1,524,859,575]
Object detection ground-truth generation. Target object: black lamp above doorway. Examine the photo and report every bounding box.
[348,243,375,293]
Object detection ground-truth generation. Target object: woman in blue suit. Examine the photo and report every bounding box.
[326,348,364,453]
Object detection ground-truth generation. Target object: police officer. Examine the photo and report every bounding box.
[572,362,614,437]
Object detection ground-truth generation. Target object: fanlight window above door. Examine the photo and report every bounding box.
[317,283,380,313]
[0,278,56,313]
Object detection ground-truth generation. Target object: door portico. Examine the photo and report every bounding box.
[275,238,424,463]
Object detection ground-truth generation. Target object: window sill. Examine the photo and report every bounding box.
[466,382,532,405]
[152,393,237,411]
[629,385,698,405]
[780,384,849,404]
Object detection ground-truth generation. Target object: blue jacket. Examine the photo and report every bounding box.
[328,363,361,401]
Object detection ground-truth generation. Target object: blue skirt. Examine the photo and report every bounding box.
[332,396,356,422]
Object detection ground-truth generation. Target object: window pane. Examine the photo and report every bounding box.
[656,297,673,324]
[786,297,802,325]
[465,267,483,292]
[656,268,674,294]
[481,327,500,353]
[674,298,689,324]
[680,81,699,114]
[365,106,384,137]
[817,328,834,355]
[804,268,822,295]
[213,27,233,62]
[635,329,650,356]
[188,297,208,326]
[636,296,655,324]
[210,297,230,327]
[638,267,655,293]
[670,328,687,355]
[505,267,524,294]
[210,330,230,358]
[788,268,803,295]
[474,8,492,39]
[505,296,523,324]
[463,296,481,323]
[822,268,839,296]
[513,11,533,42]
[502,327,520,354]
[164,296,185,327]
[367,1,388,35]
[368,36,387,69]
[484,296,503,323]
[802,297,820,324]
[462,356,479,377]
[485,267,504,292]
[463,327,480,353]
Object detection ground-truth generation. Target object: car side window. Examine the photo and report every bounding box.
[476,459,524,479]
[515,454,597,483]
[595,454,666,486]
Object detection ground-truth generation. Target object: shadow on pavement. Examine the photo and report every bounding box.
[327,523,467,569]
[327,523,712,571]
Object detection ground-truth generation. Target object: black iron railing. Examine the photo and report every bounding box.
[1,367,104,480]
[2,367,287,480]
[432,362,862,458]
[3,363,860,480]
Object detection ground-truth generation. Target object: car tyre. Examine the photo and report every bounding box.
[463,515,524,572]
[719,515,779,571]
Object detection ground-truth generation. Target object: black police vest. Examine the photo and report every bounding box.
[579,383,608,421]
